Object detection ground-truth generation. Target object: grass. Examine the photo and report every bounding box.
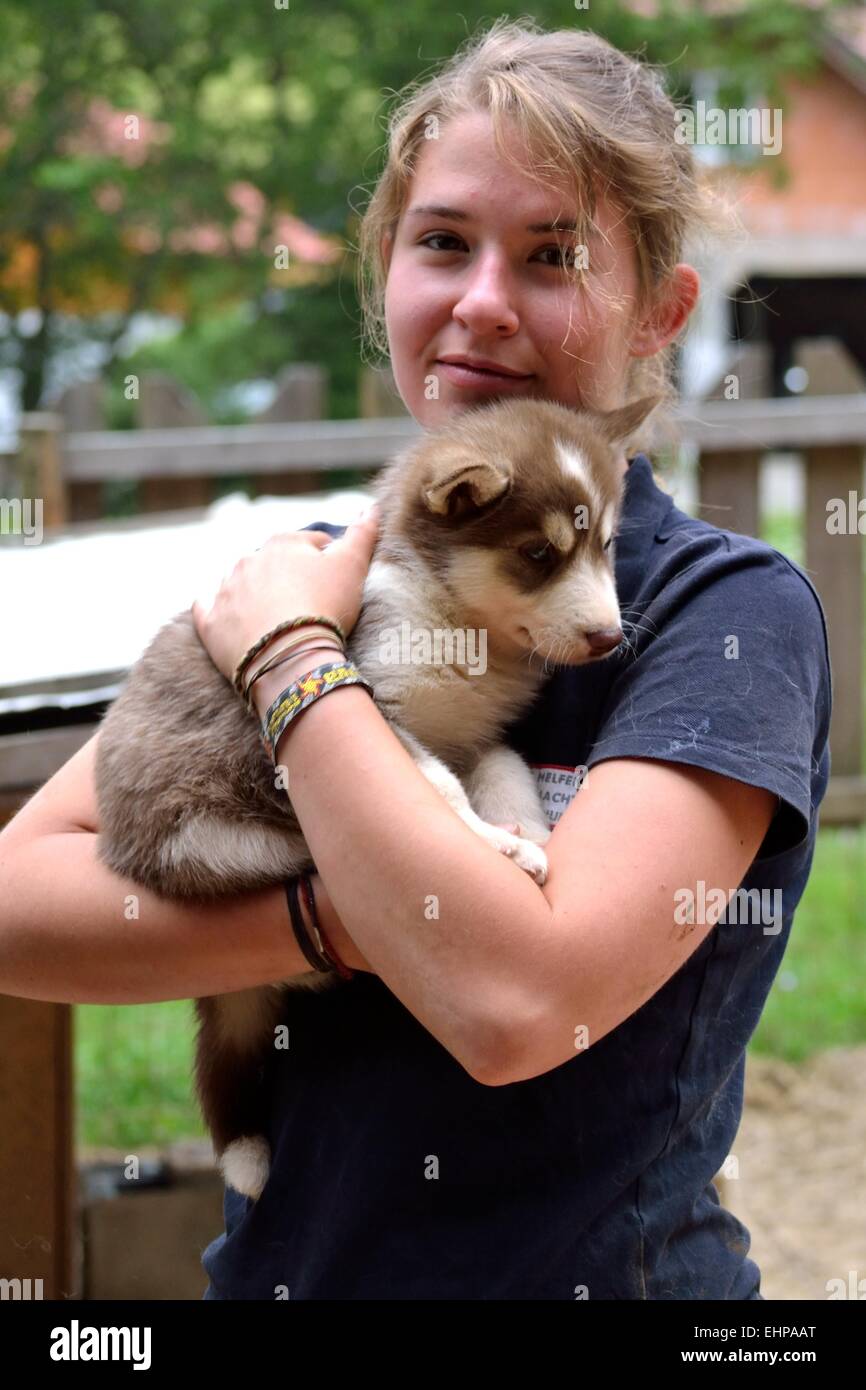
[750,824,866,1061]
[76,1000,205,1150]
[74,506,865,1145]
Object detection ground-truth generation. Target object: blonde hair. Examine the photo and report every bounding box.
[355,16,733,450]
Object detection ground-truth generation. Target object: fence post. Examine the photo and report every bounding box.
[697,449,761,538]
[805,443,864,781]
[54,380,107,522]
[359,364,409,419]
[0,997,76,1298]
[254,363,326,423]
[13,412,67,532]
[251,363,327,498]
[136,374,212,512]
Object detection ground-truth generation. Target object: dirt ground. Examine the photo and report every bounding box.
[716,1045,866,1301]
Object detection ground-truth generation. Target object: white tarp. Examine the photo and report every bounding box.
[0,488,371,706]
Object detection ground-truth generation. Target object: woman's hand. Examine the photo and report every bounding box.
[191,506,380,681]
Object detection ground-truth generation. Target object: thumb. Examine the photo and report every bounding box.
[347,501,380,540]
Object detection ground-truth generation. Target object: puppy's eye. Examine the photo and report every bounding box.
[603,537,613,552]
[520,541,554,564]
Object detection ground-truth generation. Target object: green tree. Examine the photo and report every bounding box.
[0,0,825,415]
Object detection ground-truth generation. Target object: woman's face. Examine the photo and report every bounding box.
[383,109,697,444]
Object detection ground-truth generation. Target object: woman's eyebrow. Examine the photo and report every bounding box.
[406,203,578,233]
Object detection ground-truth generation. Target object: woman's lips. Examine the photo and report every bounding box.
[436,360,534,393]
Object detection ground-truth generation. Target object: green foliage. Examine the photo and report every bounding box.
[0,0,828,414]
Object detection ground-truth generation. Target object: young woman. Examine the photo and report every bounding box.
[0,21,830,1300]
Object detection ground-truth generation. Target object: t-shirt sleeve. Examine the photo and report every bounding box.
[585,541,832,859]
[300,520,347,539]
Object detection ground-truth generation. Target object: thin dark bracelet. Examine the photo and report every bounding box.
[233,616,347,697]
[300,873,354,981]
[244,640,344,712]
[285,875,332,973]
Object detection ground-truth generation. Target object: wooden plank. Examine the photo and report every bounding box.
[697,448,761,537]
[139,476,213,513]
[805,444,864,779]
[68,481,105,523]
[37,398,866,487]
[673,396,866,450]
[61,418,422,481]
[0,997,76,1299]
[254,364,328,500]
[359,364,411,418]
[137,373,208,428]
[13,413,67,531]
[820,775,866,824]
[254,363,326,423]
[0,725,98,792]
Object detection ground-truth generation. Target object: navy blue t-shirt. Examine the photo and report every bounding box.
[202,452,831,1300]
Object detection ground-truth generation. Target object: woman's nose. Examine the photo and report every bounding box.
[452,255,520,335]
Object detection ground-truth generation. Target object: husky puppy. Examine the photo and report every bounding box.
[95,393,657,1199]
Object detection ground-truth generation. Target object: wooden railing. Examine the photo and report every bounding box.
[685,396,865,822]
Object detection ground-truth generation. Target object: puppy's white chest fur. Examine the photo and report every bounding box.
[351,557,543,774]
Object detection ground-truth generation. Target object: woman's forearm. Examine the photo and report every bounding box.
[257,670,550,1082]
[0,825,371,1005]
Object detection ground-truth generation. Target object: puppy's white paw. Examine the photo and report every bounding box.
[479,824,549,884]
[506,836,549,884]
[516,821,552,847]
[220,1135,270,1201]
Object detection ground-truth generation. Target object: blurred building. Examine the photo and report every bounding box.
[664,1,866,402]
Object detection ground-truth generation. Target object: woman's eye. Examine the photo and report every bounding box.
[418,234,577,268]
[534,244,578,269]
[418,232,463,252]
[521,541,554,563]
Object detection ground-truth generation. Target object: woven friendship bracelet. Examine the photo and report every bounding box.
[232,615,347,697]
[262,659,374,762]
[242,638,345,712]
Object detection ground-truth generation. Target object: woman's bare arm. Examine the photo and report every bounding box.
[0,731,371,1005]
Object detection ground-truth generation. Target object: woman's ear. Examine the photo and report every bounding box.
[628,263,700,358]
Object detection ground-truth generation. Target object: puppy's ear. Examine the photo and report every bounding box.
[422,451,511,520]
[589,394,661,445]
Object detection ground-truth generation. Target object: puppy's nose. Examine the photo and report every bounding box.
[585,627,623,655]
